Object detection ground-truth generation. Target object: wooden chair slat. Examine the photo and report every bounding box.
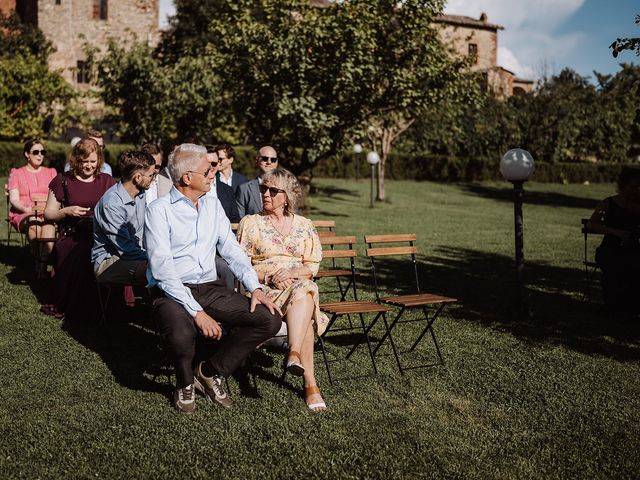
[312,220,336,228]
[315,269,354,278]
[322,249,357,259]
[317,231,337,237]
[320,235,356,245]
[365,233,417,243]
[366,246,417,257]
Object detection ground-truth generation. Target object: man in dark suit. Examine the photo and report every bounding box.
[215,143,248,194]
[205,145,241,223]
[235,145,279,218]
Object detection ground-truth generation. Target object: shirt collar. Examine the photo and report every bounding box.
[114,182,136,205]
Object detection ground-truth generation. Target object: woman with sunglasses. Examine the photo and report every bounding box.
[41,138,115,320]
[237,167,328,412]
[7,139,58,275]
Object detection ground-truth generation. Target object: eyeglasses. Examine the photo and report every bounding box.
[259,156,278,164]
[259,184,286,197]
[30,150,46,156]
[187,166,213,177]
[140,171,158,180]
[210,161,219,167]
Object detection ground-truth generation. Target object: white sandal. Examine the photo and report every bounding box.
[305,386,327,412]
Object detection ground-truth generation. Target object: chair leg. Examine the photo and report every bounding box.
[96,283,112,324]
[317,335,334,385]
[372,308,405,356]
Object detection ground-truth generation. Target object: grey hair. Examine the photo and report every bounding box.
[262,167,302,214]
[168,143,207,185]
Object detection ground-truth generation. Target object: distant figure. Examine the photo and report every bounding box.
[235,145,279,218]
[140,143,171,205]
[215,143,248,194]
[205,144,241,223]
[587,167,640,317]
[64,129,113,176]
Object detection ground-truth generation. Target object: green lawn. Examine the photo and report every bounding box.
[1,178,638,479]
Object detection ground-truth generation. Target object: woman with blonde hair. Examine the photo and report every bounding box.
[237,167,328,412]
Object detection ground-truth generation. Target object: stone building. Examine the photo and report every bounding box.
[2,0,159,86]
[435,13,533,98]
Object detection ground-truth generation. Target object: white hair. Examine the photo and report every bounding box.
[168,143,207,185]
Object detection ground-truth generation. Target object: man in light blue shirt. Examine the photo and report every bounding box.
[145,143,282,414]
[92,150,157,285]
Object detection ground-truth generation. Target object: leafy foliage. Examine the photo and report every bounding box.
[0,12,53,61]
[200,0,467,181]
[610,15,640,58]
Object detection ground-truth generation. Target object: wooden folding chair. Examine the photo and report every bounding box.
[318,236,394,384]
[315,235,359,302]
[5,183,25,247]
[312,219,337,238]
[365,234,457,373]
[30,195,58,277]
[581,218,602,302]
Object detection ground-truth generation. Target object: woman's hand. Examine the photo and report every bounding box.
[64,206,91,217]
[270,268,295,285]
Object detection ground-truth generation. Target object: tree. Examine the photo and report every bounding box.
[610,15,640,58]
[0,13,74,140]
[199,0,468,195]
[94,40,229,144]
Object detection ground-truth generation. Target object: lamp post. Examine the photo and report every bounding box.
[353,143,363,181]
[500,148,535,312]
[366,151,380,208]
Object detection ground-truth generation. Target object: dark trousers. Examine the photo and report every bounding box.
[153,280,281,388]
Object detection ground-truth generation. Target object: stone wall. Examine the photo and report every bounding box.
[438,23,498,72]
[37,0,159,84]
[0,0,16,16]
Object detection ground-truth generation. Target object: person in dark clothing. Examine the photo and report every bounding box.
[587,167,640,317]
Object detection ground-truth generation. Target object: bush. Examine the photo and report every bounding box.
[312,150,635,183]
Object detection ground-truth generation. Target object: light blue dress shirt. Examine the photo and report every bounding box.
[144,186,261,317]
[92,182,147,270]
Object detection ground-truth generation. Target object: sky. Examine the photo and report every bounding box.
[158,0,639,81]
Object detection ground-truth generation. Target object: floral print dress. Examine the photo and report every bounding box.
[237,214,329,335]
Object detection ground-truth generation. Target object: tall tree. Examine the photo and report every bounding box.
[201,0,468,193]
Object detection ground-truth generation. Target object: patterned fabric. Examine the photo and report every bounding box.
[7,165,57,229]
[237,214,329,335]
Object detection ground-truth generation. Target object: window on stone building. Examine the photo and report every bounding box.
[93,0,108,20]
[468,43,478,65]
[56,0,61,5]
[76,60,91,84]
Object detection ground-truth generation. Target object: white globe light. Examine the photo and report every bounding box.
[500,148,535,181]
[353,143,363,154]
[366,151,380,165]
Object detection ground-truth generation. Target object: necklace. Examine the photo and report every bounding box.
[269,214,292,237]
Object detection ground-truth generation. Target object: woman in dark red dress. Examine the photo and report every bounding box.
[43,138,115,320]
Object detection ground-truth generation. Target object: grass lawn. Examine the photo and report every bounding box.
[1,178,638,479]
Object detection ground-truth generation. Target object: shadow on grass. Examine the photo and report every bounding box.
[359,247,640,361]
[1,243,51,304]
[463,184,601,210]
[310,183,360,198]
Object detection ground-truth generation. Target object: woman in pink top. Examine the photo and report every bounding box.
[8,139,58,268]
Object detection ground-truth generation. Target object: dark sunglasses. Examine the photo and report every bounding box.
[259,184,286,196]
[30,149,46,156]
[187,166,213,177]
[210,160,219,167]
[259,156,278,164]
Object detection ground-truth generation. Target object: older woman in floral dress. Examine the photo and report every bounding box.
[236,167,328,412]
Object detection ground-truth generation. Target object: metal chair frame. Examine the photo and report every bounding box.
[5,183,26,247]
[581,218,602,302]
[366,234,457,373]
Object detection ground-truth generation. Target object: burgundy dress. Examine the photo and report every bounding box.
[48,172,115,321]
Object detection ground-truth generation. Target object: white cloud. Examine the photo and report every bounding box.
[159,0,176,29]
[444,0,586,79]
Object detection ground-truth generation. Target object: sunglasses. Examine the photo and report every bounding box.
[259,156,278,164]
[210,160,219,167]
[259,184,286,196]
[30,149,46,156]
[187,166,213,177]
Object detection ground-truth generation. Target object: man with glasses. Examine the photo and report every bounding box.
[215,143,248,194]
[92,150,156,286]
[205,145,241,223]
[235,145,279,218]
[145,143,282,414]
[140,143,172,205]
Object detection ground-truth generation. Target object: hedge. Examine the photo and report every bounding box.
[0,141,634,183]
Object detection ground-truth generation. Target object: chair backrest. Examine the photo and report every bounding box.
[317,235,359,300]
[313,219,336,237]
[581,218,603,266]
[320,235,357,259]
[365,233,420,299]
